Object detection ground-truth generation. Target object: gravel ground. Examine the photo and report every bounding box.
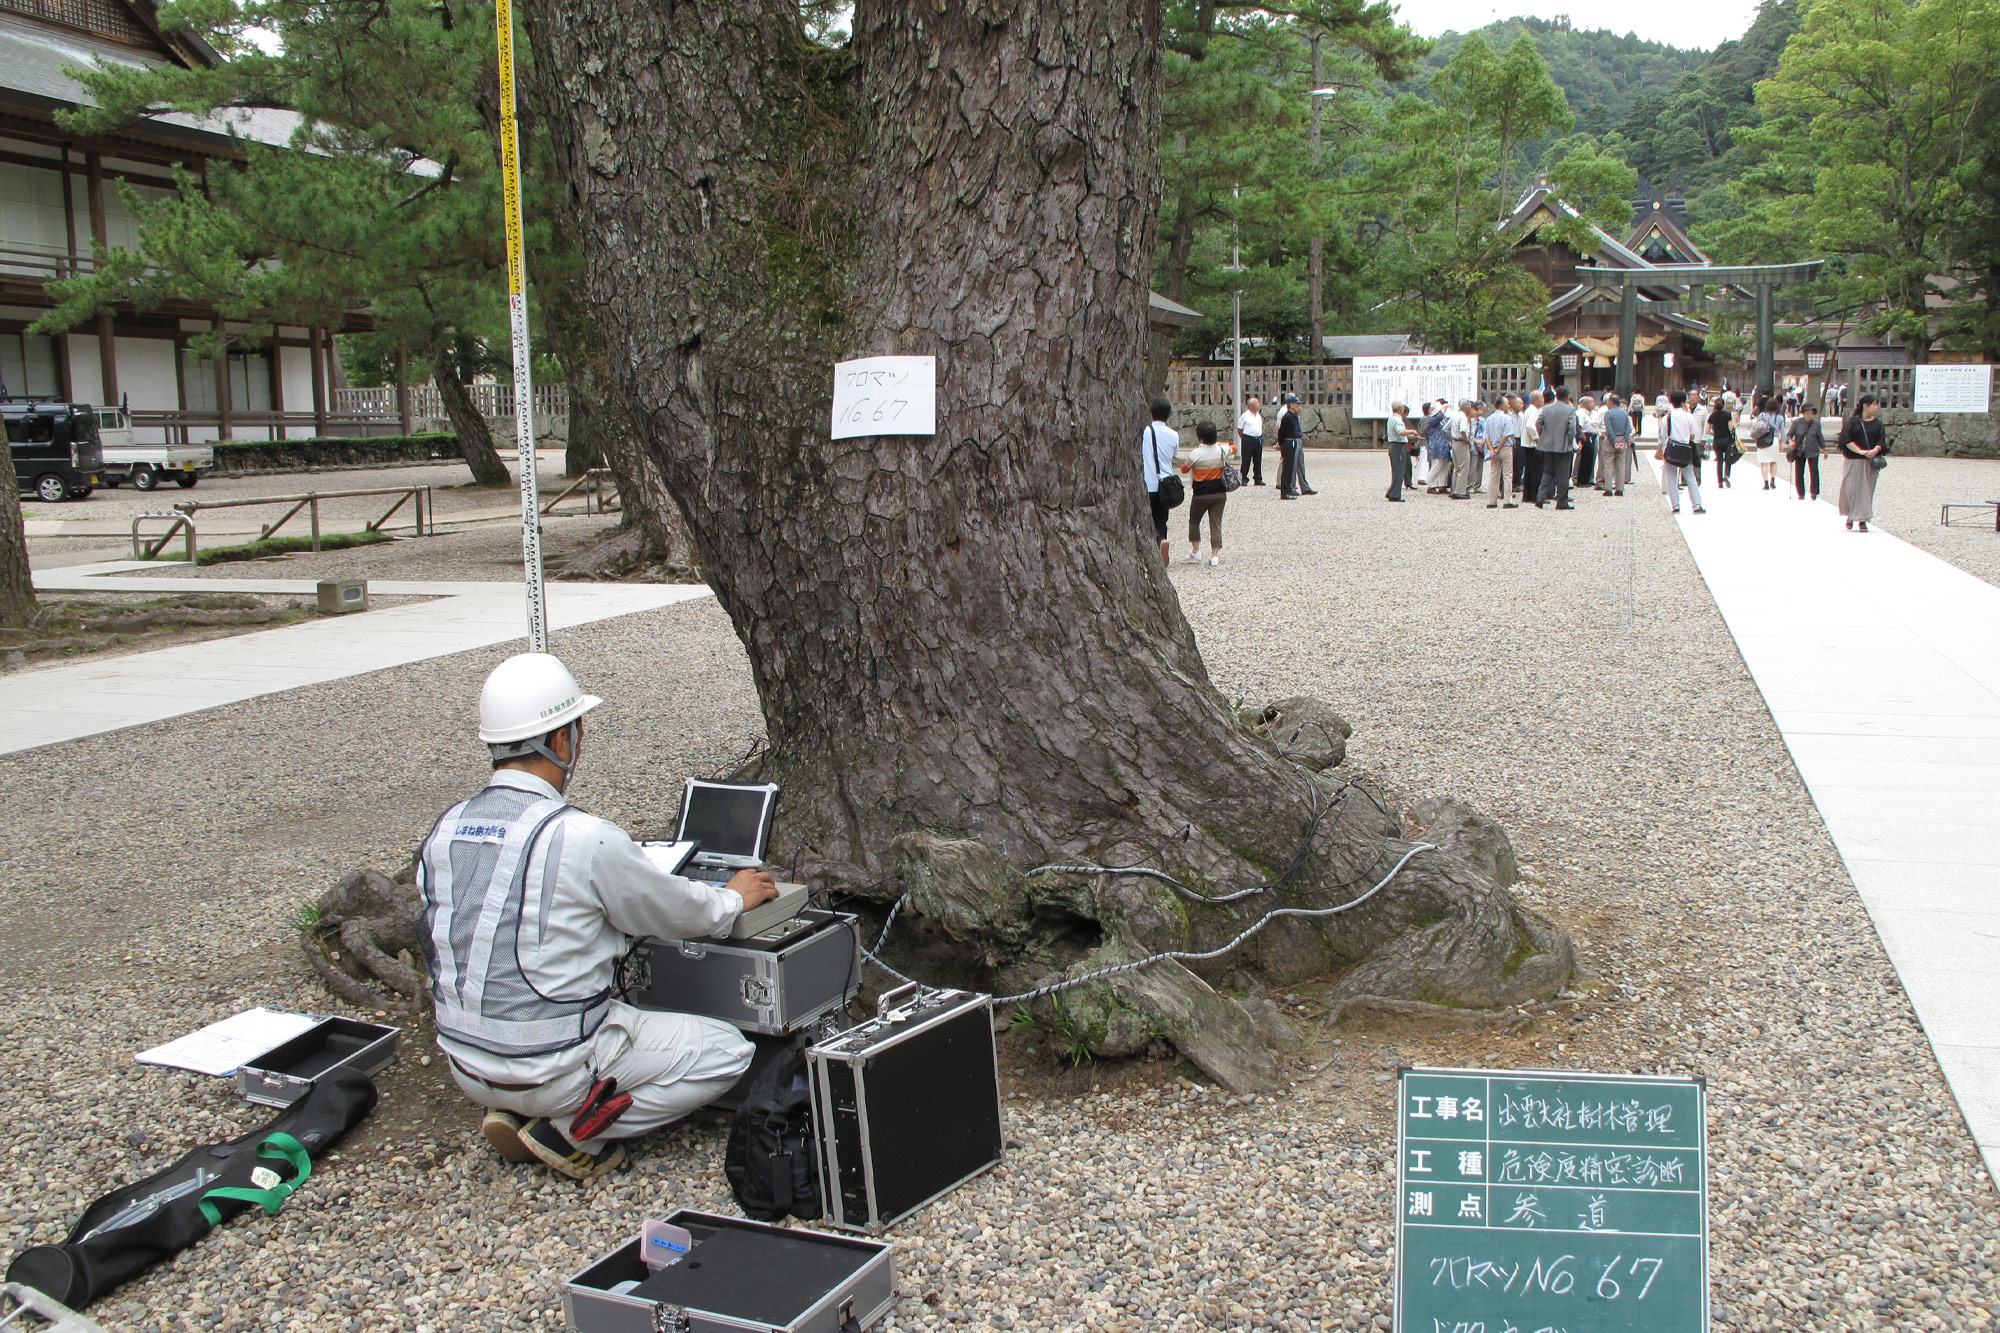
[1803,454,2000,591]
[1,451,1995,1332]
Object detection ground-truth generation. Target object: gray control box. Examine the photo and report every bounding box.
[632,910,860,1036]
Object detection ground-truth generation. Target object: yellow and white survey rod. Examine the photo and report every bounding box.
[494,0,547,652]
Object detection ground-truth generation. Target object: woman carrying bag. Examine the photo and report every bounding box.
[1178,419,1237,566]
[1837,394,1888,531]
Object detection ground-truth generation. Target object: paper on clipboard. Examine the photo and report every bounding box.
[136,1007,321,1077]
[639,840,700,876]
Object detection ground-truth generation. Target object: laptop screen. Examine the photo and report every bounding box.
[676,782,775,860]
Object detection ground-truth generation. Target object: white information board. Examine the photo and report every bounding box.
[831,355,937,439]
[1912,364,1992,414]
[1352,354,1480,420]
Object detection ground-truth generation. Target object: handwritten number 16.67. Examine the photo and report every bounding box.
[840,397,909,426]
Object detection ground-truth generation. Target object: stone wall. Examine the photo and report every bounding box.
[1879,410,2000,459]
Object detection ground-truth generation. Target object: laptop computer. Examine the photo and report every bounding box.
[672,780,807,938]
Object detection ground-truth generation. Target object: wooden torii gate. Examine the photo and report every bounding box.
[1594,261,1824,396]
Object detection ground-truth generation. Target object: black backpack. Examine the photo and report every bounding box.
[723,1040,821,1222]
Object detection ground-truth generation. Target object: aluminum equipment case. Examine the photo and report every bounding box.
[807,987,1003,1233]
[235,1018,399,1107]
[633,910,860,1036]
[563,1209,893,1333]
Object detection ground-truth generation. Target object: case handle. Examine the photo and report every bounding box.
[874,981,920,1016]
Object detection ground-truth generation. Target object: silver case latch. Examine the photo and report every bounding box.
[739,976,774,1008]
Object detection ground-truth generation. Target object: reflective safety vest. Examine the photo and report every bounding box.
[419,784,611,1058]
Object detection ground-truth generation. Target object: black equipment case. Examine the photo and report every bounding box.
[806,987,1003,1233]
[633,911,860,1036]
[562,1210,893,1333]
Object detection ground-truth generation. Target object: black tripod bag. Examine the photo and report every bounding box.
[5,1066,377,1309]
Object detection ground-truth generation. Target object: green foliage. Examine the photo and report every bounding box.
[1367,36,1631,359]
[30,0,528,388]
[1424,17,1707,141]
[1713,0,2000,358]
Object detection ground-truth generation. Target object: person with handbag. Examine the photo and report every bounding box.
[1656,389,1705,514]
[1142,397,1182,565]
[1837,393,1888,531]
[1708,397,1740,488]
[1786,404,1824,500]
[1749,393,1787,490]
[1178,419,1237,566]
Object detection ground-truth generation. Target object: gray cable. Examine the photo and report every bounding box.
[1023,863,1266,903]
[858,842,1436,1005]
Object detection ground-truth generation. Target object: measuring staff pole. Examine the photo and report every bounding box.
[494,0,548,652]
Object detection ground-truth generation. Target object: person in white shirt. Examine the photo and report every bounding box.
[1386,401,1419,501]
[1657,389,1705,514]
[1483,394,1519,507]
[1141,397,1180,566]
[422,653,780,1179]
[1446,399,1475,499]
[1236,396,1266,487]
[1574,396,1601,492]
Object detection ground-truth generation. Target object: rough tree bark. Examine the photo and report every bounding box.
[429,341,512,486]
[0,468,34,629]
[520,0,1570,1079]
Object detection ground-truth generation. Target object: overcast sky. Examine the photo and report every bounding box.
[1392,0,1762,49]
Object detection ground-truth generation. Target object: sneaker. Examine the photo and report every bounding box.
[1486,502,1498,508]
[1184,551,1201,564]
[1692,506,1706,514]
[1208,555,1220,567]
[1858,521,1868,532]
[482,1110,536,1164]
[520,1117,627,1180]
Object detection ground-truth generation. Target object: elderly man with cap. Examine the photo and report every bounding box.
[418,652,778,1179]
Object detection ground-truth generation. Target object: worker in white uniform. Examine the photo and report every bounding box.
[419,652,778,1179]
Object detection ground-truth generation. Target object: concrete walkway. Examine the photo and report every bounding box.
[1,561,711,756]
[1659,460,2000,1179]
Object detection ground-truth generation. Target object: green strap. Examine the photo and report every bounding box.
[196,1133,312,1226]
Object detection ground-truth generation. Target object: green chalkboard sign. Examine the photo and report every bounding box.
[1394,1067,1708,1333]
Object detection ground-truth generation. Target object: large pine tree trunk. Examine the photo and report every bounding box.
[0,470,34,628]
[429,342,512,486]
[520,0,1568,1077]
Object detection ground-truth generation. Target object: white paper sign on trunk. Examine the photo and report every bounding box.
[831,355,937,439]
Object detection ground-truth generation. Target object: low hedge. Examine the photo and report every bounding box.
[208,433,461,473]
[139,530,394,565]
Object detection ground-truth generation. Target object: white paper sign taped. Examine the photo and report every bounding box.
[831,355,937,439]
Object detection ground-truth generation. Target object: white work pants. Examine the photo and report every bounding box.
[450,1002,753,1152]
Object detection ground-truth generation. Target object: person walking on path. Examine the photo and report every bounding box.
[1421,401,1452,493]
[1275,393,1305,499]
[1837,394,1888,532]
[1236,395,1265,487]
[1573,394,1600,492]
[1142,397,1180,565]
[1386,401,1419,502]
[1535,386,1579,509]
[1657,389,1705,515]
[1749,393,1787,490]
[1600,393,1634,495]
[1708,396,1740,488]
[1446,398,1477,499]
[1484,394,1518,508]
[1179,420,1235,565]
[1787,403,1824,500]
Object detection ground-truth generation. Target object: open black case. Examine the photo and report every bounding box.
[563,1210,893,1333]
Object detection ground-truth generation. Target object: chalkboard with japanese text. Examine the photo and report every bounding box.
[1394,1067,1708,1333]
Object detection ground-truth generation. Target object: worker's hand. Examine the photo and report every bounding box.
[727,868,779,911]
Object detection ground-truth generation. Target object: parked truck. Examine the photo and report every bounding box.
[94,406,211,490]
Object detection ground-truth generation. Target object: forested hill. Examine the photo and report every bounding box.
[1423,19,1706,137]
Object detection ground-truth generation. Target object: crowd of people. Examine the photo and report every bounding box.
[1139,383,1894,565]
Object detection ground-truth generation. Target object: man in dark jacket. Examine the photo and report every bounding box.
[1276,394,1305,498]
[1535,386,1580,509]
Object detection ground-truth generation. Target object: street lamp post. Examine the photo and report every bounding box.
[1225,183,1247,429]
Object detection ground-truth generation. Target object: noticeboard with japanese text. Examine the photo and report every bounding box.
[1394,1067,1708,1333]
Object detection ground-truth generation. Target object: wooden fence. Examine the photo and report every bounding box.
[334,383,569,420]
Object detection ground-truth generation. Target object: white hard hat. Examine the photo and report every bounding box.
[477,652,603,744]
